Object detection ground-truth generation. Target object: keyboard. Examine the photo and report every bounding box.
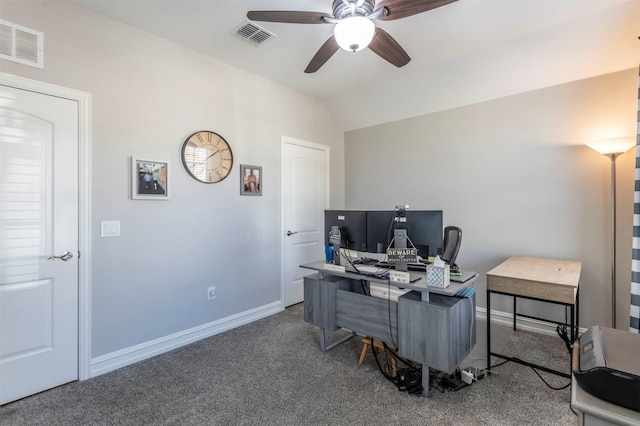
[407,263,427,271]
[354,257,378,265]
[375,262,427,271]
[354,265,385,274]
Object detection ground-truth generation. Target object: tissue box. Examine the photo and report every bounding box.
[426,264,450,288]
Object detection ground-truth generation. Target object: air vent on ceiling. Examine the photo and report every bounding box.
[0,19,43,69]
[232,21,276,46]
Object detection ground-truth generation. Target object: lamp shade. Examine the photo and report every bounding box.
[334,16,375,52]
[586,137,636,155]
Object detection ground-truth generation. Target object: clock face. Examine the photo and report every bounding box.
[181,131,233,183]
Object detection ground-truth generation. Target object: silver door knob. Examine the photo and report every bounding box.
[286,231,298,236]
[48,251,74,261]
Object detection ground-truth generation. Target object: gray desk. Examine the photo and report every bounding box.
[300,261,478,397]
[300,261,477,298]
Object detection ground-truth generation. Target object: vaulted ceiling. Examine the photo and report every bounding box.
[70,0,640,131]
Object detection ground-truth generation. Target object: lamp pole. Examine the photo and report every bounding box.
[586,136,634,329]
[606,153,620,329]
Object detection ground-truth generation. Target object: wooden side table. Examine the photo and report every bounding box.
[486,256,581,377]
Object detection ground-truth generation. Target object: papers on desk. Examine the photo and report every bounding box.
[353,265,385,274]
[451,271,478,283]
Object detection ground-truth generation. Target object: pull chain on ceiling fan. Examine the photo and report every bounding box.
[247,0,458,73]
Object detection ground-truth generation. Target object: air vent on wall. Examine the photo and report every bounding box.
[0,19,43,69]
[232,21,276,46]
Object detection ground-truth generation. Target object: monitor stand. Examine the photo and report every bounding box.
[394,228,408,272]
[330,226,341,266]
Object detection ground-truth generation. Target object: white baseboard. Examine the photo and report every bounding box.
[90,301,283,378]
[476,306,588,336]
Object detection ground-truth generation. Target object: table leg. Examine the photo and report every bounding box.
[422,365,431,397]
[570,304,575,343]
[320,327,327,351]
[319,327,355,352]
[513,296,517,331]
[576,288,580,341]
[570,303,575,375]
[487,290,491,375]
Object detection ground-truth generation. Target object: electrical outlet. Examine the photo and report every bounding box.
[207,286,216,300]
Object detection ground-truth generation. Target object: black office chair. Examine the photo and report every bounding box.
[441,226,462,269]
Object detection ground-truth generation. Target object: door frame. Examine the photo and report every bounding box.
[1,73,92,380]
[280,136,330,309]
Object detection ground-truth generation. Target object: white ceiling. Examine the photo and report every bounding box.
[69,0,640,131]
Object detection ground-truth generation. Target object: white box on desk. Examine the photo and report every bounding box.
[426,264,450,288]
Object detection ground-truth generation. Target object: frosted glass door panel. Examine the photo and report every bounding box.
[0,109,52,260]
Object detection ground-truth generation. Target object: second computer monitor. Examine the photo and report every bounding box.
[323,210,368,252]
[366,210,443,257]
[366,211,396,253]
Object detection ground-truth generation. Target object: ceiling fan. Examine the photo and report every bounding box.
[247,0,458,73]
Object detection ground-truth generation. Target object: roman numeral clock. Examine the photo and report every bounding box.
[181,130,233,183]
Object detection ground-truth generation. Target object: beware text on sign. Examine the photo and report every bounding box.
[386,248,418,263]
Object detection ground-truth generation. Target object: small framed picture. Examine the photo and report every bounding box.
[240,165,262,196]
[131,157,170,200]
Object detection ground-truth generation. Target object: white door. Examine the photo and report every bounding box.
[0,85,79,405]
[282,138,329,307]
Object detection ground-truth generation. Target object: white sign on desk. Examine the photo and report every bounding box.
[389,270,411,284]
[323,263,346,273]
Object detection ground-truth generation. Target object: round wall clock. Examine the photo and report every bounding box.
[181,130,233,183]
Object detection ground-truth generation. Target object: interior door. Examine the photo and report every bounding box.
[282,139,329,307]
[0,85,79,405]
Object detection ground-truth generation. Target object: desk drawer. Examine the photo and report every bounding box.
[398,291,476,373]
[336,289,398,343]
[487,274,577,304]
[304,274,352,330]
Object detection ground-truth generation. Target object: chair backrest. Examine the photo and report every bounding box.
[441,226,462,267]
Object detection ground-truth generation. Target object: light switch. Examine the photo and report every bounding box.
[101,220,121,237]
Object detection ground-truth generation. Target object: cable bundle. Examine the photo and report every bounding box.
[556,324,573,355]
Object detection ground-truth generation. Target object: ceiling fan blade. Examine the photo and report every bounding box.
[368,28,410,68]
[247,11,332,24]
[375,0,457,21]
[305,36,340,73]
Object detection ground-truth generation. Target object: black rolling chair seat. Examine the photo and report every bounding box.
[442,226,462,267]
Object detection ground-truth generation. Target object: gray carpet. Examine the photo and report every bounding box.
[0,303,575,425]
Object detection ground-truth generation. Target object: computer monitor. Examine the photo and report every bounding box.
[366,210,443,258]
[323,210,367,252]
[366,211,395,253]
[404,211,444,258]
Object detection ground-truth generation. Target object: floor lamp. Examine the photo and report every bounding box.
[587,137,635,329]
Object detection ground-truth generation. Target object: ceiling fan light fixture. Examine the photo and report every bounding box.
[333,16,375,52]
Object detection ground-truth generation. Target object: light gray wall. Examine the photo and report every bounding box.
[345,69,638,329]
[2,0,634,365]
[0,1,345,357]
